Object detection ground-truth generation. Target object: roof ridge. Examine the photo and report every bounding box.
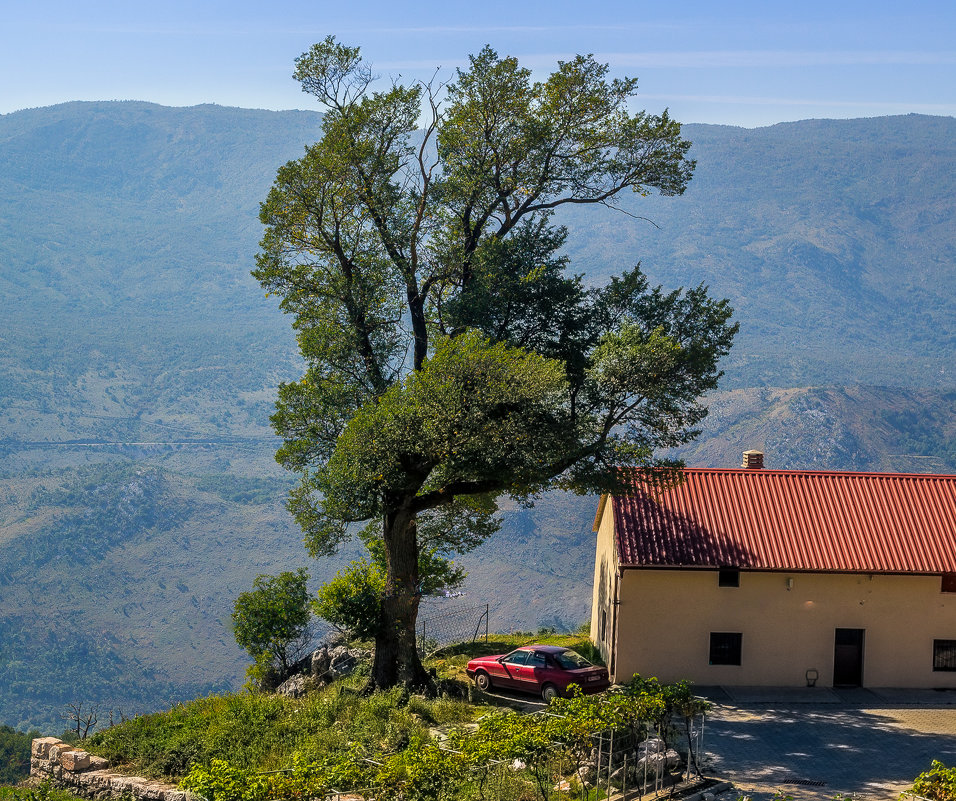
[673,467,956,479]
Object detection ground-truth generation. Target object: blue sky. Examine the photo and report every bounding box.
[3,0,955,127]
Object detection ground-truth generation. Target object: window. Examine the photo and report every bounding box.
[553,649,593,670]
[601,609,607,642]
[502,650,531,666]
[718,567,740,587]
[709,632,742,665]
[933,640,956,671]
[942,574,956,593]
[530,651,547,667]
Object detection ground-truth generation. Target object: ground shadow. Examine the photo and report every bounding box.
[703,702,956,797]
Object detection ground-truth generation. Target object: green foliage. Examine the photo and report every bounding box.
[180,759,268,801]
[314,558,385,640]
[0,724,38,784]
[911,760,956,801]
[256,37,734,686]
[315,527,466,640]
[232,569,313,681]
[87,684,473,781]
[0,781,86,801]
[86,671,704,801]
[193,476,293,506]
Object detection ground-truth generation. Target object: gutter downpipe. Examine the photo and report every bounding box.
[610,566,621,681]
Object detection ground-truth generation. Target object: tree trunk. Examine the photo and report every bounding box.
[367,499,434,693]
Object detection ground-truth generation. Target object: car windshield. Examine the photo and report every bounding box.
[552,649,592,670]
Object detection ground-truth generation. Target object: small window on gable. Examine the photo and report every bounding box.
[718,567,740,587]
[942,574,956,593]
[934,640,956,671]
[709,632,742,666]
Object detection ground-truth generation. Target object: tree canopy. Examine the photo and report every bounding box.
[254,38,736,689]
[232,569,313,686]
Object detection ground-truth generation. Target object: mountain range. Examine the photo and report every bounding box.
[1,102,954,730]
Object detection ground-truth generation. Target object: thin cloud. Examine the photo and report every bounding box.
[641,92,956,113]
[603,50,956,68]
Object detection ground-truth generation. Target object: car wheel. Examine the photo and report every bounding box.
[541,683,559,703]
[475,671,491,692]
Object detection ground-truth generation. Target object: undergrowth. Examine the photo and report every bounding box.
[86,681,477,780]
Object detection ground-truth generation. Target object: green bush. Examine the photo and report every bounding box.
[0,724,39,785]
[911,761,956,801]
[232,569,313,686]
[0,782,86,801]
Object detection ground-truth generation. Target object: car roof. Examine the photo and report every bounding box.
[516,645,570,654]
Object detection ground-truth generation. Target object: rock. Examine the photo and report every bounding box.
[32,737,63,759]
[511,758,526,770]
[435,677,468,698]
[48,743,71,761]
[328,646,357,675]
[635,753,665,777]
[89,754,110,770]
[276,673,314,698]
[310,646,331,677]
[59,749,91,772]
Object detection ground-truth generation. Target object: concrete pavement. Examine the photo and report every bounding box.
[696,687,956,799]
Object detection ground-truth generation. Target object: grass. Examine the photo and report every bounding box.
[427,630,604,684]
[81,631,601,782]
[0,784,86,801]
[84,675,478,780]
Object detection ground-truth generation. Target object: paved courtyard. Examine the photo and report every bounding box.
[698,687,956,800]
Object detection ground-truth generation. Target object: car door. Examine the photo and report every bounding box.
[496,649,531,689]
[517,649,549,694]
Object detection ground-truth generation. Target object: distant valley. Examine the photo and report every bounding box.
[1,102,954,730]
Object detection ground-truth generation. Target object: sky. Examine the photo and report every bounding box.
[3,0,955,127]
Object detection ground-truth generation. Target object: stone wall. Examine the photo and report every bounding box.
[30,737,192,801]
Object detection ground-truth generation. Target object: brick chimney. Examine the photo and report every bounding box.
[742,449,764,469]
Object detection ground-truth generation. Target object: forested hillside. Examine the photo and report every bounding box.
[1,102,954,730]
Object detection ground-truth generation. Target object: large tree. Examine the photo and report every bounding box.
[254,38,737,691]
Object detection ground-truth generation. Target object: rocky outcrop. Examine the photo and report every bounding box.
[276,644,371,697]
[31,737,193,801]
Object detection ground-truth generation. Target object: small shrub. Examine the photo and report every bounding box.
[912,760,956,801]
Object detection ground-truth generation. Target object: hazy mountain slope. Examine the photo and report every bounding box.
[2,103,956,731]
[0,458,591,732]
[0,462,313,731]
[0,102,321,453]
[563,115,956,388]
[2,106,955,454]
[676,385,956,473]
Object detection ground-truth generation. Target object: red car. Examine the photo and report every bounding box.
[466,644,610,702]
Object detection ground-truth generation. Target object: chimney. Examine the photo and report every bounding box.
[742,450,764,469]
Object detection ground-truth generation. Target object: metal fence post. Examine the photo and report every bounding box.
[606,729,614,800]
[622,752,627,799]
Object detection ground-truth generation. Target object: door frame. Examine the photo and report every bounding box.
[833,628,865,687]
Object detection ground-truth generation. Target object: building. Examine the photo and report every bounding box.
[590,451,956,688]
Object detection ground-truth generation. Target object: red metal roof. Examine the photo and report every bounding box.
[612,468,956,573]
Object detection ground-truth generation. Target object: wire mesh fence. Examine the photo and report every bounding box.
[527,706,707,800]
[313,703,708,801]
[416,603,489,656]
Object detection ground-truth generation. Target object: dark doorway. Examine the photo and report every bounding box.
[833,628,865,687]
